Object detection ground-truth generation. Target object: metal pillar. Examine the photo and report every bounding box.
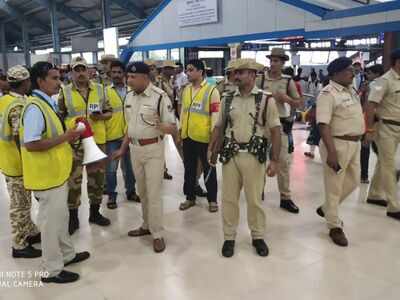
[22,18,31,67]
[101,0,112,29]
[0,23,8,71]
[49,0,61,64]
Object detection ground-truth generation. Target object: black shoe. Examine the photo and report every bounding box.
[65,251,90,267]
[163,170,173,180]
[252,239,269,257]
[41,270,80,284]
[89,205,111,226]
[26,233,41,245]
[194,185,207,197]
[280,199,299,214]
[221,240,235,258]
[68,209,80,235]
[12,245,42,258]
[107,197,117,209]
[367,198,388,207]
[387,211,400,221]
[127,192,141,203]
[316,206,325,218]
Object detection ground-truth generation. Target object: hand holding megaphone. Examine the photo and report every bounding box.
[75,117,107,165]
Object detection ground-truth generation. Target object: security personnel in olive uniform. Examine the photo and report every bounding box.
[263,48,301,214]
[0,65,41,258]
[316,57,365,247]
[58,57,112,234]
[209,59,281,257]
[365,49,400,220]
[113,62,177,253]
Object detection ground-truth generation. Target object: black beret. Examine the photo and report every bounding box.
[390,49,400,61]
[126,62,150,74]
[327,57,353,76]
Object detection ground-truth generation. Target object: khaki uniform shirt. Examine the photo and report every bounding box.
[124,83,176,141]
[155,76,175,101]
[316,80,364,136]
[216,86,281,143]
[368,68,400,121]
[262,72,300,118]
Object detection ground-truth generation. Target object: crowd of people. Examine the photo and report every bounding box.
[1,48,400,284]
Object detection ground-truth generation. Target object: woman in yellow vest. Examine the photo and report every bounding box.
[21,62,90,284]
[0,65,41,258]
[179,59,221,213]
[104,60,139,208]
[58,57,112,235]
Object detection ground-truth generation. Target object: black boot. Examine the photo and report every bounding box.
[68,209,79,235]
[89,204,111,226]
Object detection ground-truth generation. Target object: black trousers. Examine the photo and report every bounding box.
[182,138,217,202]
[360,143,370,180]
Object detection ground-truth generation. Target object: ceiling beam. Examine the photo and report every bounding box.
[110,0,146,19]
[33,0,95,29]
[0,0,50,32]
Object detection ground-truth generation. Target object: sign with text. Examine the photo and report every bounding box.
[178,0,218,27]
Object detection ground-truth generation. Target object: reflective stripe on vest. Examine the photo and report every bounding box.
[20,97,73,190]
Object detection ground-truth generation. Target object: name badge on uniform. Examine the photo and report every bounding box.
[191,102,202,111]
[88,103,101,113]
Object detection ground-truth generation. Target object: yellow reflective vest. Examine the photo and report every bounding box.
[0,94,24,177]
[62,82,106,144]
[105,85,126,141]
[20,96,73,191]
[180,81,215,143]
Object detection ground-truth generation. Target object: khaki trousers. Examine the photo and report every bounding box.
[277,133,291,199]
[374,122,400,212]
[131,141,165,239]
[34,183,76,277]
[320,139,360,229]
[222,153,266,240]
[367,159,386,200]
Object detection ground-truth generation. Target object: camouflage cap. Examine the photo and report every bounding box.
[225,59,237,72]
[7,65,30,83]
[234,58,264,72]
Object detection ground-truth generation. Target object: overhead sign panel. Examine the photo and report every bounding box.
[178,0,218,27]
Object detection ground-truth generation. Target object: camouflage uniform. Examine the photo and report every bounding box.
[58,84,111,209]
[4,91,39,249]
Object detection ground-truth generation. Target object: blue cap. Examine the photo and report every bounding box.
[327,57,353,76]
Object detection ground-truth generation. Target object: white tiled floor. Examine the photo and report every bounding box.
[1,125,399,300]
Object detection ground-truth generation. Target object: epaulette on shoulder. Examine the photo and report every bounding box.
[151,85,166,96]
[320,85,333,94]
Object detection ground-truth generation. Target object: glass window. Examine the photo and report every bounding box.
[198,51,224,58]
[131,51,143,62]
[149,50,167,60]
[171,48,180,61]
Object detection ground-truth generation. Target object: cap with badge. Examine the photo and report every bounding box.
[266,48,289,61]
[327,57,353,76]
[7,65,30,82]
[234,58,264,72]
[126,62,150,75]
[71,56,88,69]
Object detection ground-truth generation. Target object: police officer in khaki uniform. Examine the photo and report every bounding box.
[112,62,177,253]
[365,49,400,220]
[316,57,365,247]
[0,66,41,258]
[209,59,281,257]
[216,60,237,95]
[263,48,302,214]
